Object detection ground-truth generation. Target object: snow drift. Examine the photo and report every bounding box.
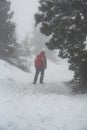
[0,59,87,130]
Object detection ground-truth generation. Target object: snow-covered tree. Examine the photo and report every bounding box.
[35,0,87,85]
[0,0,16,59]
[12,35,32,72]
[18,35,31,57]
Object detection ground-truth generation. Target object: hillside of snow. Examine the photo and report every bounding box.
[0,59,87,130]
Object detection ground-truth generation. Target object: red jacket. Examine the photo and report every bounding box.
[34,51,47,69]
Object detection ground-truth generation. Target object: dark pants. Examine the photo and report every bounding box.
[33,67,44,84]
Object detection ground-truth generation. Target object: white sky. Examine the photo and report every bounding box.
[10,0,39,42]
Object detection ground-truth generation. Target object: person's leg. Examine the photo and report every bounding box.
[33,68,40,84]
[40,68,44,83]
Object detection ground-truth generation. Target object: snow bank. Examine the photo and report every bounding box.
[0,59,87,130]
[45,59,74,83]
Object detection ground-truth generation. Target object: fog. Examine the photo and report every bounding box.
[10,0,59,60]
[10,0,74,78]
[10,0,39,42]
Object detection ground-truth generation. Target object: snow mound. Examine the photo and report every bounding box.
[0,59,87,130]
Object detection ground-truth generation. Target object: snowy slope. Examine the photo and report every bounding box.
[0,59,87,130]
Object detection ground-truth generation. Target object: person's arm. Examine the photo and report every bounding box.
[44,56,47,69]
[42,56,47,69]
[34,56,37,68]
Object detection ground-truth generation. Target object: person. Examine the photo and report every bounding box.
[33,51,47,84]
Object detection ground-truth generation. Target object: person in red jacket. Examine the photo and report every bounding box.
[33,51,47,84]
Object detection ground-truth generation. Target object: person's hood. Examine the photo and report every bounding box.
[40,51,45,56]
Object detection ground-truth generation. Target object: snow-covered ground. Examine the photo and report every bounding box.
[0,59,87,130]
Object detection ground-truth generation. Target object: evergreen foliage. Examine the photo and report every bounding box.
[0,0,16,59]
[10,35,32,73]
[35,0,87,83]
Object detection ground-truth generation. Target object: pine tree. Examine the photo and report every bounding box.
[0,0,16,59]
[21,35,31,57]
[13,35,32,72]
[35,0,87,85]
